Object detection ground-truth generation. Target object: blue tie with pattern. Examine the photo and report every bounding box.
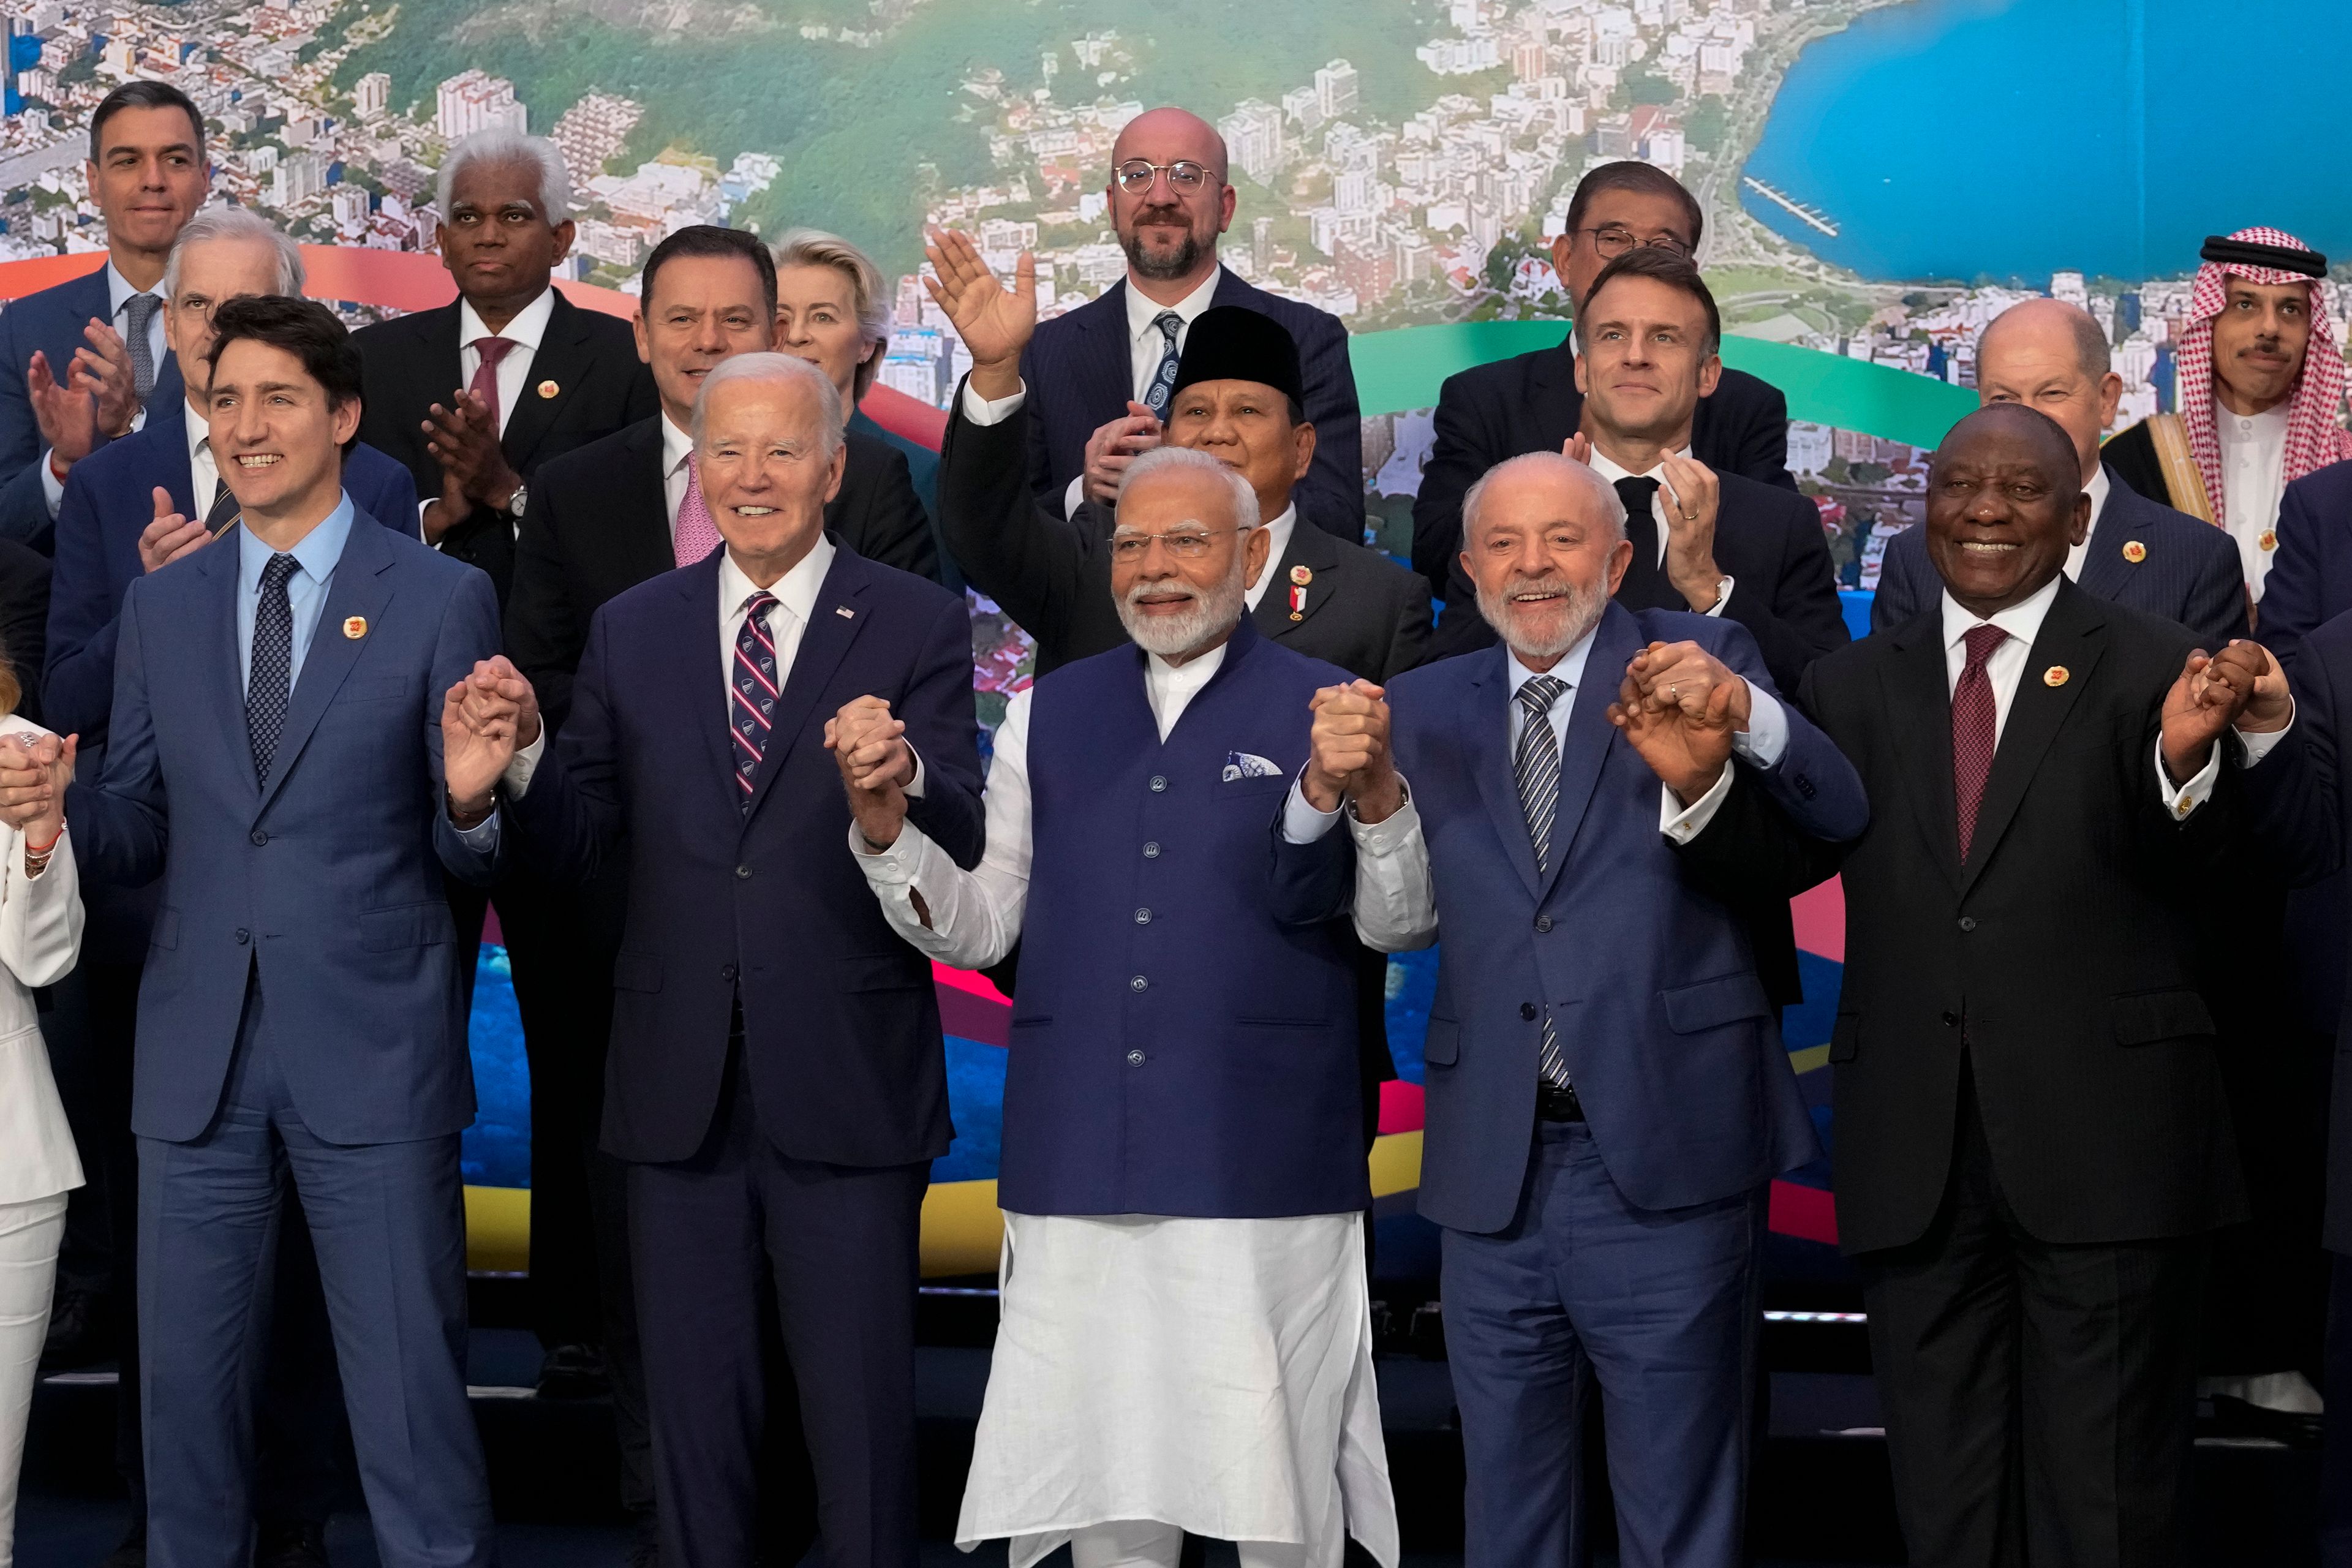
[1142,310,1183,415]
[1513,673,1574,1088]
[246,552,298,785]
[730,590,782,809]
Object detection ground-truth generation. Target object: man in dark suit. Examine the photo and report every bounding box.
[352,128,657,606]
[1875,299,2247,650]
[1412,161,1795,606]
[1426,248,1845,687]
[1775,404,2290,1568]
[1278,448,1867,1566]
[0,540,45,726]
[0,81,208,553]
[454,352,982,1567]
[1015,107,1361,538]
[0,298,510,1567]
[2258,458,2352,659]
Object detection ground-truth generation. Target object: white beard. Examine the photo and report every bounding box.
[1117,564,1248,659]
[1474,573,1609,663]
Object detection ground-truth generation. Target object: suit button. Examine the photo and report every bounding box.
[249,830,267,846]
[1520,1002,1538,1020]
[735,865,751,880]
[235,929,249,945]
[1143,842,1161,859]
[1941,1011,1958,1027]
[1130,974,1148,992]
[1958,916,1978,932]
[1534,915,1552,933]
[1134,908,1151,924]
[720,963,738,982]
[1126,1050,1145,1067]
[1148,775,1167,793]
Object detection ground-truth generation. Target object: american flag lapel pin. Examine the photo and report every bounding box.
[835,605,856,619]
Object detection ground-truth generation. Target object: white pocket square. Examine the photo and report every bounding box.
[1221,752,1282,781]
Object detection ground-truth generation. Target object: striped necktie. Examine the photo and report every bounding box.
[1513,673,1573,1088]
[729,590,782,808]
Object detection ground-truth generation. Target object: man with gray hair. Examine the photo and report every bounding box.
[353,127,655,607]
[440,350,984,1567]
[1278,448,1866,1566]
[842,441,1399,1567]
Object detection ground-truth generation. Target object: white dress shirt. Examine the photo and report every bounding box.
[1243,503,1297,610]
[2061,463,2111,582]
[1586,445,1733,615]
[1282,620,1790,952]
[184,394,224,519]
[420,287,559,542]
[39,261,172,518]
[2215,401,2289,598]
[1052,266,1226,518]
[660,412,694,532]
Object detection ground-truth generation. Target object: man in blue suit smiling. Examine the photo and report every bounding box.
[0,298,510,1567]
[1278,450,1868,1568]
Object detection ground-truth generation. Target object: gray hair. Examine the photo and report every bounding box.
[690,352,845,456]
[1461,451,1626,547]
[771,227,892,402]
[163,206,304,301]
[435,129,572,224]
[1119,444,1261,530]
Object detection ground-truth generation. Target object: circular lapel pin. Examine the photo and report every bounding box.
[1289,564,1313,586]
[2259,529,2278,552]
[342,616,367,640]
[537,379,560,400]
[2122,540,2146,564]
[2042,665,2069,687]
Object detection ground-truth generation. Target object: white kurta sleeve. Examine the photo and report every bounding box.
[851,687,1035,969]
[0,824,83,990]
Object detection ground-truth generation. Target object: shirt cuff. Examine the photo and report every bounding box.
[40,449,63,519]
[2238,709,2294,766]
[501,725,546,797]
[1702,576,1734,617]
[1660,764,1736,843]
[455,807,501,849]
[420,496,447,552]
[1283,775,1344,843]
[2155,734,2222,820]
[906,746,927,800]
[1348,785,1422,858]
[1063,473,1085,518]
[847,816,927,875]
[960,380,1027,426]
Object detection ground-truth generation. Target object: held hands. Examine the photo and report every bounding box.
[1655,455,1725,611]
[1305,680,1402,823]
[1607,641,1748,804]
[922,227,1037,401]
[0,730,75,839]
[827,695,915,849]
[420,390,520,542]
[1082,402,1163,507]
[138,486,214,574]
[440,656,541,821]
[2160,639,2290,784]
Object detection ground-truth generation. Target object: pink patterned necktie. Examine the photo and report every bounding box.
[674,453,721,567]
[469,336,514,432]
[1952,623,2008,862]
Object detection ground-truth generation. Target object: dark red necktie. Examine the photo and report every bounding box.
[469,336,514,432]
[1952,623,2008,862]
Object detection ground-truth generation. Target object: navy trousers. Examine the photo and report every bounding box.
[1440,1118,1766,1568]
[629,1048,928,1568]
[136,974,491,1568]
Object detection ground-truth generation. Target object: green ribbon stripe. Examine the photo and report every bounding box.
[1349,320,1978,452]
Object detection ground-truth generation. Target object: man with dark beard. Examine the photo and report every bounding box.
[1015,107,1364,538]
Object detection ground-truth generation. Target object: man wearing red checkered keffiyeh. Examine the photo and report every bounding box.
[2105,227,2352,603]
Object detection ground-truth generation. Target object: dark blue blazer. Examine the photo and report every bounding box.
[0,265,185,553]
[64,510,505,1145]
[1276,603,1869,1232]
[508,541,985,1167]
[2255,456,2352,665]
[1871,466,2248,651]
[1020,271,1363,538]
[42,398,420,753]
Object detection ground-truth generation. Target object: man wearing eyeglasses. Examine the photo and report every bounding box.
[1014,107,1365,541]
[1412,161,1798,608]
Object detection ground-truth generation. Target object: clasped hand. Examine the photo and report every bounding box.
[440,656,541,821]
[828,695,915,848]
[0,730,75,843]
[1606,641,1749,804]
[2159,639,2291,785]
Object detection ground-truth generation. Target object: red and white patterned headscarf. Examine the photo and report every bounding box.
[2174,225,2352,526]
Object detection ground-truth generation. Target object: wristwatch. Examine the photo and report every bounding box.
[505,483,529,519]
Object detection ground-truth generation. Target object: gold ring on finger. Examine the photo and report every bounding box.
[1679,510,1698,521]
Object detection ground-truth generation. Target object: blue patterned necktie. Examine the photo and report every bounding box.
[246,552,299,785]
[1513,673,1573,1088]
[1141,310,1183,415]
[729,590,782,809]
[124,292,159,403]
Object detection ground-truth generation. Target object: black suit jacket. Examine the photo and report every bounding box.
[1746,581,2248,1253]
[941,391,1428,681]
[1021,271,1363,539]
[0,537,46,728]
[1412,332,1796,600]
[1871,467,2248,650]
[353,288,658,605]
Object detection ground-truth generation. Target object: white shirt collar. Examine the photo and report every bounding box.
[1584,443,1692,486]
[718,532,835,631]
[105,259,159,317]
[1142,638,1229,738]
[1246,503,1299,601]
[1505,619,1602,701]
[1940,571,2063,657]
[458,285,556,353]
[184,398,210,464]
[1125,265,1223,346]
[662,412,694,478]
[2216,400,2290,444]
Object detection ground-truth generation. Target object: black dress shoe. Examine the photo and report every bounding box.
[534,1341,611,1400]
[100,1517,146,1568]
[2208,1393,2326,1449]
[39,1287,109,1372]
[254,1519,330,1568]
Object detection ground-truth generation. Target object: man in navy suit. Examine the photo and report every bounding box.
[1016,107,1363,539]
[1278,450,1868,1566]
[0,298,507,1567]
[1412,161,1796,606]
[449,353,983,1567]
[0,81,209,553]
[2256,458,2352,658]
[1872,300,2247,649]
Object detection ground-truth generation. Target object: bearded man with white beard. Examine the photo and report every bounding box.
[846,442,1400,1568]
[1270,449,1868,1567]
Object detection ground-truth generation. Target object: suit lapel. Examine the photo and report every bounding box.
[1251,521,1341,643]
[1959,582,2106,895]
[2075,477,2135,601]
[1077,281,1140,420]
[150,402,198,519]
[1538,603,1637,903]
[192,530,257,794]
[1463,646,1543,900]
[743,548,872,823]
[497,291,590,472]
[1882,616,1962,891]
[620,419,676,581]
[255,516,398,815]
[665,556,740,807]
[1532,333,1581,453]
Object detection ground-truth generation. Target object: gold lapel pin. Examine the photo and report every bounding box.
[2259,529,2278,552]
[2043,665,2070,687]
[1289,564,1313,586]
[342,616,367,640]
[2122,540,2147,564]
[537,379,560,400]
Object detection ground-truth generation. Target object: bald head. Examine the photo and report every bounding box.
[1109,107,1233,291]
[1112,107,1226,173]
[1974,298,2122,485]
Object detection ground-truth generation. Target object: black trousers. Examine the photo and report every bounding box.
[1858,1067,2205,1568]
[2323,1252,2352,1567]
[629,1047,926,1568]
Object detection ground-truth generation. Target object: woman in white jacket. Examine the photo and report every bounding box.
[0,663,84,1568]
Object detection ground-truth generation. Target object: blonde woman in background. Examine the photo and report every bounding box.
[0,649,85,1568]
[771,226,951,585]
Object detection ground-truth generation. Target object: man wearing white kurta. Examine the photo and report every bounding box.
[839,445,1396,1568]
